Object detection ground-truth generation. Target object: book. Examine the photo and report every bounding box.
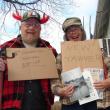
[61,67,90,102]
[79,70,100,105]
[84,68,104,99]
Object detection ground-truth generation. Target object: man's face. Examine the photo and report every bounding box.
[66,26,83,41]
[20,18,41,44]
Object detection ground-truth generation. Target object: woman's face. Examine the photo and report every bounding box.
[66,26,83,41]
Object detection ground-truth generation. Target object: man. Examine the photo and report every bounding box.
[0,10,57,110]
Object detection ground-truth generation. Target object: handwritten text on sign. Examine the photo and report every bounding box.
[61,40,103,72]
[6,48,58,81]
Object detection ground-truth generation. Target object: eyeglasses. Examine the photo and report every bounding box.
[66,27,81,33]
[22,22,40,28]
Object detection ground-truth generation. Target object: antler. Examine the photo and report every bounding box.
[40,13,49,24]
[12,11,22,21]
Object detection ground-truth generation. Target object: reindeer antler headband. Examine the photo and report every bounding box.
[12,11,49,24]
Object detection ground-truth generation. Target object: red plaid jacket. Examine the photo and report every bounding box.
[0,35,57,110]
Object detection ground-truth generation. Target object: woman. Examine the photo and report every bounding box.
[51,17,97,110]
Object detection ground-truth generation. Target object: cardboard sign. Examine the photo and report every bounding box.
[61,40,103,72]
[6,48,58,81]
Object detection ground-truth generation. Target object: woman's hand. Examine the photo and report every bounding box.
[57,84,75,97]
[94,79,110,90]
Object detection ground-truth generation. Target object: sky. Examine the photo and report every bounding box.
[0,0,99,53]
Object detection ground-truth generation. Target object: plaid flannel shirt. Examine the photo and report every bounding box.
[0,35,57,110]
[97,57,110,109]
[51,54,76,105]
[51,54,107,106]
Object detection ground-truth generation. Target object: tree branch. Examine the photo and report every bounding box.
[4,0,40,5]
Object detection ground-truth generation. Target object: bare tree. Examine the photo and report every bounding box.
[0,0,77,44]
[0,0,76,28]
[1,0,75,14]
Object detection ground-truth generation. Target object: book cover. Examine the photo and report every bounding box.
[61,67,90,102]
[79,68,104,105]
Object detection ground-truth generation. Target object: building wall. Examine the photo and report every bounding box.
[94,0,110,39]
[106,16,110,38]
